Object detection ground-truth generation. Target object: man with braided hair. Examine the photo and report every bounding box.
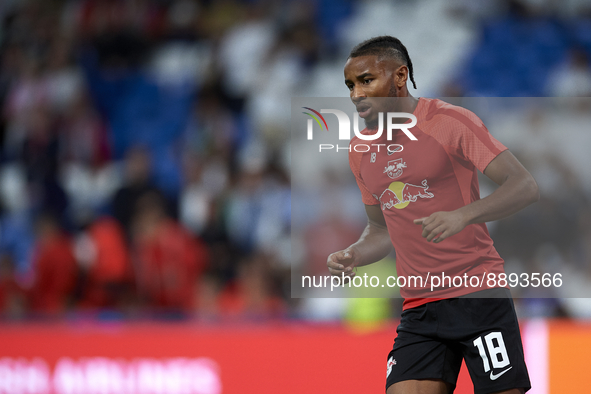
[327,36,536,394]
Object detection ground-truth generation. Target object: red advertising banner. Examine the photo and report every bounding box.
[5,320,591,393]
[0,322,403,394]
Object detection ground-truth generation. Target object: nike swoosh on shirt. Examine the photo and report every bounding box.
[387,146,402,155]
[490,366,512,380]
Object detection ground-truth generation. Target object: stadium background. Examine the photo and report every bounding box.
[0,0,590,392]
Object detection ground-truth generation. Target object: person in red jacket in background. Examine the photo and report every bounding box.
[131,191,208,313]
[28,213,77,314]
[75,216,132,309]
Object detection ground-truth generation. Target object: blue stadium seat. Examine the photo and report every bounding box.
[461,17,573,96]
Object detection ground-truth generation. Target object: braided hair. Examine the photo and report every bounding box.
[349,36,417,89]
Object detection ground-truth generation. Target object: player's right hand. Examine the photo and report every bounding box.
[327,247,360,277]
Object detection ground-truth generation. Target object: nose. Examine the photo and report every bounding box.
[351,85,366,102]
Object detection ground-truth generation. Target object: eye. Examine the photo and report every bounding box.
[346,84,353,91]
[363,78,373,85]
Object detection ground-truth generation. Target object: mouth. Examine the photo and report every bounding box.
[355,104,372,118]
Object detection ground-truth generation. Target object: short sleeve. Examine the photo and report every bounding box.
[349,141,380,205]
[458,118,507,173]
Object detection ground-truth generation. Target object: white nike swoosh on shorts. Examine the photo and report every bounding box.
[490,366,513,380]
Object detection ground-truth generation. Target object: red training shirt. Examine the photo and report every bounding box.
[349,97,507,310]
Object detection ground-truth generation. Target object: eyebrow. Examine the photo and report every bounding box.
[344,72,375,84]
[357,73,374,79]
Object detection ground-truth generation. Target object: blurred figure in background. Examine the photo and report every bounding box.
[182,86,242,162]
[111,146,164,240]
[131,191,208,315]
[27,212,76,315]
[59,91,118,229]
[74,216,132,310]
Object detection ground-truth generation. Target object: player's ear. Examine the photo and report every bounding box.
[395,64,408,88]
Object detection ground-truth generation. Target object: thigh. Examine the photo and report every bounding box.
[386,305,463,392]
[459,296,531,394]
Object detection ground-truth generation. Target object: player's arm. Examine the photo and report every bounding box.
[415,150,539,243]
[327,204,393,277]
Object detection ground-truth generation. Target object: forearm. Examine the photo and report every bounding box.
[349,222,393,267]
[458,172,539,225]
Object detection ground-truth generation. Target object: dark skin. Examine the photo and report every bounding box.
[328,55,537,394]
[344,55,418,128]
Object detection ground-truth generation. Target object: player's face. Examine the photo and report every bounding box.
[344,55,403,126]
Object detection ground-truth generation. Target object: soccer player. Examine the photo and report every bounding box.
[327,36,538,394]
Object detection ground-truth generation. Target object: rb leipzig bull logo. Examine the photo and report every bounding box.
[379,179,434,210]
[383,158,407,179]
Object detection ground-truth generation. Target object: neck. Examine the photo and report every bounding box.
[396,93,419,113]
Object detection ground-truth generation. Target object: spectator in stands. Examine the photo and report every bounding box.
[16,104,69,222]
[111,146,164,240]
[3,58,47,127]
[179,154,213,236]
[43,37,84,114]
[74,216,132,309]
[27,212,77,314]
[181,86,241,162]
[131,191,208,313]
[59,91,118,228]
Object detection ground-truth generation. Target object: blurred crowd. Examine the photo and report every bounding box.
[0,0,321,319]
[0,0,590,321]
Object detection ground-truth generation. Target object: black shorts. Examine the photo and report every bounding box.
[386,288,531,394]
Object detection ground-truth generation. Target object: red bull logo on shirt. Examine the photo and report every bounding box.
[379,179,434,210]
[383,158,407,179]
